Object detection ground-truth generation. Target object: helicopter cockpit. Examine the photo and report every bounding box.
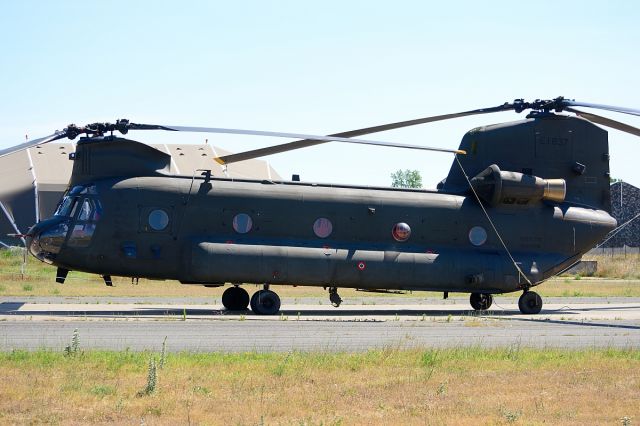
[28,184,102,263]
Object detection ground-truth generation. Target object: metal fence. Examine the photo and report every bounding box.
[587,246,639,256]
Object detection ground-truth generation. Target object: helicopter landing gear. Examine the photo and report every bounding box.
[222,285,250,311]
[518,291,543,314]
[469,292,493,311]
[250,288,281,315]
[329,287,342,307]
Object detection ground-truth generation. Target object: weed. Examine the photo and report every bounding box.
[0,284,6,292]
[90,385,115,398]
[139,357,158,396]
[620,416,632,426]
[499,406,522,423]
[192,385,211,395]
[272,351,293,377]
[64,329,80,357]
[22,284,33,292]
[446,314,452,322]
[146,406,162,416]
[182,308,187,321]
[159,336,167,369]
[504,342,521,361]
[72,329,80,352]
[574,274,582,280]
[239,314,246,321]
[436,382,447,396]
[534,397,545,413]
[420,350,440,368]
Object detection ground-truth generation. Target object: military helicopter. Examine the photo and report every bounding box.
[2,97,638,315]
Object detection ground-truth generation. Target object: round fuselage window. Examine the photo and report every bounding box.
[392,222,411,242]
[313,217,333,238]
[233,213,253,234]
[148,209,169,231]
[468,226,487,246]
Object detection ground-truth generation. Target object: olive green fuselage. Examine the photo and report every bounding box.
[44,175,615,294]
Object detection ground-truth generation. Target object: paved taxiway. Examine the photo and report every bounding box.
[1,297,639,352]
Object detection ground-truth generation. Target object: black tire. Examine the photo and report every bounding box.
[251,289,281,315]
[222,286,250,311]
[518,291,543,314]
[470,292,493,310]
[250,290,260,312]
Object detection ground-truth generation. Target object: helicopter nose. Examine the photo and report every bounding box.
[27,220,69,262]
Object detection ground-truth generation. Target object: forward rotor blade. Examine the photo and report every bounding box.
[566,107,640,138]
[135,125,465,157]
[211,103,513,164]
[0,132,67,159]
[562,100,640,117]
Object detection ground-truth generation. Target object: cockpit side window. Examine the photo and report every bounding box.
[54,196,77,217]
[65,185,101,248]
[90,199,103,222]
[77,199,93,221]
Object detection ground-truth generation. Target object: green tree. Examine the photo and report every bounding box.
[390,169,423,188]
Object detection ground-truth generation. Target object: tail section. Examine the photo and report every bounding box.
[441,113,611,212]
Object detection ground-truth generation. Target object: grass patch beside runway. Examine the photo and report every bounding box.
[1,248,639,298]
[0,347,638,424]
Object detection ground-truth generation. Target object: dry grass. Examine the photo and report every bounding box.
[582,253,640,280]
[1,248,639,298]
[0,347,638,425]
[537,278,640,297]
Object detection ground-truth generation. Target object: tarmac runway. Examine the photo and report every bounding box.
[1,297,639,352]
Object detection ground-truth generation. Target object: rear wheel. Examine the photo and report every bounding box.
[470,293,493,310]
[222,286,250,311]
[518,291,543,314]
[251,289,281,315]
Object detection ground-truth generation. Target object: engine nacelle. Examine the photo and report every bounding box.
[470,164,565,207]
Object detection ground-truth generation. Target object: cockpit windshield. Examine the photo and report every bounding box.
[54,185,99,218]
[32,184,103,258]
[54,196,75,217]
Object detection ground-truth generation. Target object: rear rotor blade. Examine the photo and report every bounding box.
[566,107,640,137]
[0,132,67,159]
[210,103,513,164]
[562,100,640,117]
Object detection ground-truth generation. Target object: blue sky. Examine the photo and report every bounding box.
[1,0,638,187]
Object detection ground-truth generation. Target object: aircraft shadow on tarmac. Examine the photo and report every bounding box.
[0,302,513,318]
[491,315,640,330]
[0,301,639,330]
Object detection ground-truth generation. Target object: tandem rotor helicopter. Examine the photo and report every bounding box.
[2,97,639,315]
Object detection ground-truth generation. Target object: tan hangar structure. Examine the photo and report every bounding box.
[0,142,281,247]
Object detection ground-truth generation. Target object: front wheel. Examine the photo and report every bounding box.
[518,291,543,314]
[222,286,250,311]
